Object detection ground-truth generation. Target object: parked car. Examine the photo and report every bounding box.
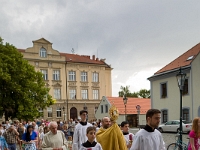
[158,120,192,133]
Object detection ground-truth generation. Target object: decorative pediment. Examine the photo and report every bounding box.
[80,82,88,87]
[68,82,76,86]
[92,83,99,87]
[33,38,52,44]
[52,82,62,87]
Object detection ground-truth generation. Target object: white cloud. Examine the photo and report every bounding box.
[1,0,200,98]
[112,67,160,96]
[126,68,159,91]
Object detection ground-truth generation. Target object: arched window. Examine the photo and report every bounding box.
[40,47,47,57]
[70,107,77,120]
[182,108,189,121]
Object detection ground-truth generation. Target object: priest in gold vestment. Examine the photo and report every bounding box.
[96,105,127,150]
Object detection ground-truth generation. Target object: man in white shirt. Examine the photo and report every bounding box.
[5,121,10,130]
[68,119,75,137]
[72,110,92,150]
[130,109,165,150]
[42,121,68,150]
[121,121,134,150]
[32,122,39,133]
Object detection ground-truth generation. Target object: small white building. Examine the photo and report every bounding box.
[95,96,151,127]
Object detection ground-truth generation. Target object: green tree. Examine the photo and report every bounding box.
[138,89,150,98]
[0,37,54,121]
[119,85,130,97]
[128,92,139,98]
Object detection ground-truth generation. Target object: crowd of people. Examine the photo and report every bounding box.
[0,111,103,150]
[0,108,199,150]
[0,118,77,150]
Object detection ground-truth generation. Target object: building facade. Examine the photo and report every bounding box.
[95,96,150,127]
[18,38,112,121]
[148,43,200,123]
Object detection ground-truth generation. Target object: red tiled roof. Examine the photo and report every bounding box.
[18,49,25,52]
[60,53,109,66]
[17,49,110,67]
[155,43,200,74]
[107,97,151,115]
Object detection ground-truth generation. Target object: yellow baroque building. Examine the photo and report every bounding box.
[18,38,112,121]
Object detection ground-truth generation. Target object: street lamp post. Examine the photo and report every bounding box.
[136,105,141,127]
[62,106,66,121]
[176,67,186,146]
[83,103,88,121]
[123,95,128,121]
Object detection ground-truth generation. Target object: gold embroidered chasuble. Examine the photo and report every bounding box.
[96,123,127,150]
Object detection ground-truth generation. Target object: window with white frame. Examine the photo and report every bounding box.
[40,47,47,58]
[92,72,99,82]
[93,90,99,99]
[38,108,44,117]
[53,70,60,80]
[162,110,168,123]
[54,89,61,99]
[38,108,43,113]
[47,107,52,117]
[101,105,103,113]
[69,89,76,99]
[182,108,189,121]
[69,71,76,81]
[41,69,48,80]
[105,104,108,113]
[81,72,87,82]
[56,107,62,117]
[81,89,88,99]
[183,78,189,95]
[161,82,167,98]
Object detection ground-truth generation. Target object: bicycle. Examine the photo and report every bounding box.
[167,134,188,150]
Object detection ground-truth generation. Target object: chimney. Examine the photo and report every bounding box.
[96,58,99,61]
[100,59,106,62]
[92,55,95,60]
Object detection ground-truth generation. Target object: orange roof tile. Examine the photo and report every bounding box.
[107,97,151,115]
[155,43,200,74]
[18,49,25,52]
[60,53,110,66]
[17,49,110,67]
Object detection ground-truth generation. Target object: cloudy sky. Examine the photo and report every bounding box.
[1,0,200,96]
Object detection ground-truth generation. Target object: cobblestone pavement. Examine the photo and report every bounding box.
[130,128,189,148]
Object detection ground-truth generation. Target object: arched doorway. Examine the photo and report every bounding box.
[70,107,77,120]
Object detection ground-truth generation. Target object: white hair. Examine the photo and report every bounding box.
[48,121,58,128]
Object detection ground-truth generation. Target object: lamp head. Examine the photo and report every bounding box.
[123,95,128,105]
[62,106,65,111]
[176,68,186,90]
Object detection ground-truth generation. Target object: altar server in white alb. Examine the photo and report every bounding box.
[80,126,103,150]
[72,110,92,150]
[121,121,134,150]
[130,109,165,150]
